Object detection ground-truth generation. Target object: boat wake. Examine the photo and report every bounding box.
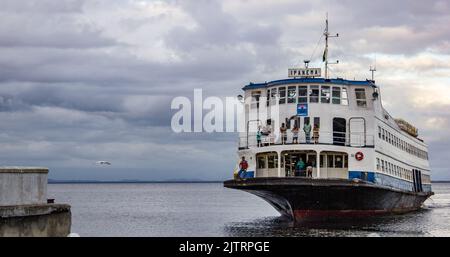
[423,194,450,209]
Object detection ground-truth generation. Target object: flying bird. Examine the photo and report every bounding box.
[95,161,111,165]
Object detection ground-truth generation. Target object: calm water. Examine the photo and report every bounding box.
[48,182,450,237]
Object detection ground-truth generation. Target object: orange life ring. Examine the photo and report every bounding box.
[355,151,364,161]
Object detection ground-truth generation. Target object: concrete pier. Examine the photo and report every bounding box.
[0,167,71,237]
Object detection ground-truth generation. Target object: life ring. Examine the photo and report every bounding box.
[355,151,364,161]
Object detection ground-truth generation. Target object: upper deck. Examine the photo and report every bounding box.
[240,77,378,149]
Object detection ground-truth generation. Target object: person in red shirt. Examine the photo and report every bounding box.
[238,156,248,179]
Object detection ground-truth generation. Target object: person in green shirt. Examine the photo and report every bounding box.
[303,120,312,144]
[256,128,262,147]
[295,158,305,177]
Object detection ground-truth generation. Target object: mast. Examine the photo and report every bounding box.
[370,66,376,81]
[370,56,377,81]
[323,13,339,79]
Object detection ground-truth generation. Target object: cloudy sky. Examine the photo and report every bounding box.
[0,0,449,180]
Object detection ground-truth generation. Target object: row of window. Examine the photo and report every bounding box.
[320,154,348,168]
[250,85,368,107]
[256,153,349,169]
[257,154,278,169]
[378,126,428,160]
[376,157,431,183]
[376,158,413,181]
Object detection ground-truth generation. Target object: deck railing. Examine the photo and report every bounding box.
[239,131,374,149]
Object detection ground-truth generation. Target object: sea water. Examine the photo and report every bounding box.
[48,182,450,237]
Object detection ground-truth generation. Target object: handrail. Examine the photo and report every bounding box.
[239,130,374,148]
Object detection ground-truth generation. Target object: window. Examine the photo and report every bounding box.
[298,86,308,104]
[335,155,343,168]
[378,126,381,138]
[268,155,277,169]
[332,87,341,104]
[376,158,380,170]
[320,155,325,168]
[257,156,266,169]
[266,89,270,107]
[321,86,331,103]
[355,88,367,107]
[333,117,346,146]
[341,87,349,105]
[287,86,296,103]
[251,91,261,109]
[327,155,334,168]
[270,88,277,105]
[309,85,319,103]
[344,155,348,168]
[382,129,385,140]
[251,91,261,103]
[314,117,320,129]
[304,117,310,126]
[381,160,385,172]
[279,87,286,104]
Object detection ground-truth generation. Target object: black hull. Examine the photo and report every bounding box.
[223,177,433,222]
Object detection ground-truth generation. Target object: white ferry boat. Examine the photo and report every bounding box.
[224,18,433,222]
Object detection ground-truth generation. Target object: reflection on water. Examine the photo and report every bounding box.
[224,209,435,237]
[225,183,450,237]
[48,182,450,237]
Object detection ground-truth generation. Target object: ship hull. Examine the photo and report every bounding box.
[223,177,433,222]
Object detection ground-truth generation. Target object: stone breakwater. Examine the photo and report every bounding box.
[0,167,71,237]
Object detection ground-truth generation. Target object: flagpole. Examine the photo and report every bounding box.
[324,14,329,79]
[323,13,338,79]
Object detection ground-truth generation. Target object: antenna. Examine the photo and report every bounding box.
[370,66,376,81]
[323,13,339,79]
[370,55,377,81]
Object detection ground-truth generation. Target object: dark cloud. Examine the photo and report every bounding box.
[0,0,117,49]
[0,0,448,180]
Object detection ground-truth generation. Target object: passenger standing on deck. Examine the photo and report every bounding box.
[313,123,320,144]
[238,156,248,179]
[295,158,305,177]
[292,125,299,144]
[280,123,287,144]
[256,127,262,147]
[306,159,313,178]
[303,120,312,144]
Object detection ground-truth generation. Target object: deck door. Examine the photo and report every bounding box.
[412,169,423,192]
[349,118,366,147]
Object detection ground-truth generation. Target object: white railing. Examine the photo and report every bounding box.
[239,130,374,149]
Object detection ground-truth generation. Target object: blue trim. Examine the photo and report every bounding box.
[348,171,432,193]
[348,171,375,183]
[374,173,414,191]
[239,170,254,178]
[243,78,375,90]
